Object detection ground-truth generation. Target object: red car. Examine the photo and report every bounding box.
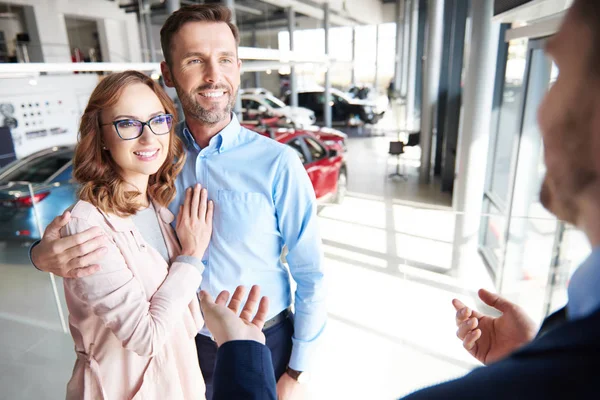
[241,120,347,205]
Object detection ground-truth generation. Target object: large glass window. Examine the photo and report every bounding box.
[489,39,527,206]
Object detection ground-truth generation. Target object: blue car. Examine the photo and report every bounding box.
[0,146,77,242]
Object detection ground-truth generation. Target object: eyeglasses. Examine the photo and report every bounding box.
[101,114,174,140]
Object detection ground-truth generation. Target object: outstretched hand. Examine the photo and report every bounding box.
[453,289,537,365]
[199,285,269,347]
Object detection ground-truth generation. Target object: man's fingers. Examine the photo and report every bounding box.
[198,188,208,220]
[456,317,478,340]
[50,226,103,254]
[252,296,269,330]
[215,290,230,306]
[43,211,72,240]
[64,234,108,261]
[198,290,215,309]
[478,288,513,313]
[463,329,482,351]
[455,305,472,326]
[452,298,466,311]
[67,265,101,279]
[228,286,247,314]
[66,245,108,271]
[240,285,261,323]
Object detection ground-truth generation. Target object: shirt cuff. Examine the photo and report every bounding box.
[174,255,205,274]
[29,240,42,271]
[287,325,326,372]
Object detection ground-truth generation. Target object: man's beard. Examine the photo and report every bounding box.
[177,83,237,126]
[539,107,597,225]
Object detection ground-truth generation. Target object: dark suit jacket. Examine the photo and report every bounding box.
[404,307,600,399]
[213,308,600,400]
[213,340,277,400]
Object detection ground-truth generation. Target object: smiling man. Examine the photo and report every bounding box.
[30,5,325,400]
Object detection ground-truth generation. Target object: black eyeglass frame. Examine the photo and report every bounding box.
[100,114,174,140]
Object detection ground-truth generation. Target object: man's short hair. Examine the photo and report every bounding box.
[160,4,240,67]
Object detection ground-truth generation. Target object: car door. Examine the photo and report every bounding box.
[284,137,317,194]
[303,136,336,199]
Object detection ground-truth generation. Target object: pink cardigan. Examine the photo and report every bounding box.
[61,200,206,400]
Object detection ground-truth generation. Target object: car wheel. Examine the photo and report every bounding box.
[333,168,347,205]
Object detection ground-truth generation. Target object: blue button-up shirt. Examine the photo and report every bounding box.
[567,247,600,321]
[169,114,326,371]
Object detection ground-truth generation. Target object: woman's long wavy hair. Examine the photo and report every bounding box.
[74,70,185,217]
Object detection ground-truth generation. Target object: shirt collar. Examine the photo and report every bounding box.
[567,247,600,320]
[180,113,241,154]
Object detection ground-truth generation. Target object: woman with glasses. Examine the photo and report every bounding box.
[61,70,211,399]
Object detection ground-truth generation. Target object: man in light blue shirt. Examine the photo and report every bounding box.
[30,4,325,399]
[170,112,326,397]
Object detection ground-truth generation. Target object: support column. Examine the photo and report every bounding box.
[252,30,261,88]
[374,25,379,90]
[224,0,242,118]
[441,0,468,192]
[433,0,454,176]
[401,0,410,98]
[288,7,298,108]
[450,0,500,277]
[405,0,419,129]
[137,0,149,62]
[224,0,237,23]
[323,2,332,128]
[351,27,357,86]
[419,0,445,183]
[393,0,404,94]
[414,0,428,119]
[142,0,156,62]
[166,0,180,15]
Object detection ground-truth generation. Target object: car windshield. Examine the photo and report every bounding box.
[0,152,72,184]
[331,89,352,103]
[263,95,285,109]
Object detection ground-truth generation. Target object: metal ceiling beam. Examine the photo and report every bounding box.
[257,0,361,26]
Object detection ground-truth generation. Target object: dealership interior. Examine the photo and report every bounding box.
[0,0,587,399]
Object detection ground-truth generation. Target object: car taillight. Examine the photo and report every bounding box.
[6,192,50,208]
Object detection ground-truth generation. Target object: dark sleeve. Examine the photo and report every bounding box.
[213,341,277,400]
[29,240,42,271]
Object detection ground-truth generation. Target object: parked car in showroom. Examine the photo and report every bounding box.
[0,146,76,242]
[241,120,347,205]
[284,87,384,125]
[241,92,316,128]
[0,125,347,241]
[346,84,389,115]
